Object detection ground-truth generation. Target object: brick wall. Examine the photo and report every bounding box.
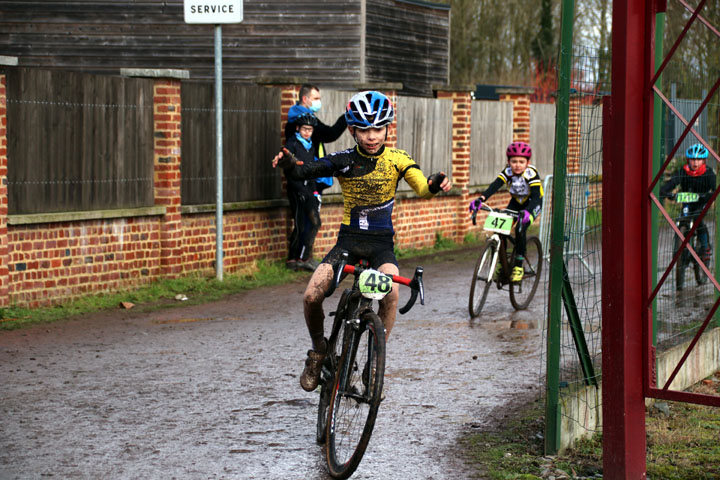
[1,75,577,308]
[0,74,9,306]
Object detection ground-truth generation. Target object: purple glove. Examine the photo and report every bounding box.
[520,210,532,225]
[469,198,482,212]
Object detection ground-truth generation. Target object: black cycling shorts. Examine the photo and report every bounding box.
[321,230,398,269]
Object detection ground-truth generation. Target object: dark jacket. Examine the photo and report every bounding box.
[283,135,318,200]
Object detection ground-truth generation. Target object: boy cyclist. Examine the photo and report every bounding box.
[469,141,543,282]
[660,143,715,288]
[273,90,451,392]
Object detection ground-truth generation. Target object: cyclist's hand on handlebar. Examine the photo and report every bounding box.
[427,171,451,194]
[520,210,532,225]
[272,147,304,170]
[468,198,482,212]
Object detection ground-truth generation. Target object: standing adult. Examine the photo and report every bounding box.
[282,85,347,270]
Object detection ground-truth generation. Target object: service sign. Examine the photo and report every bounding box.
[184,0,243,23]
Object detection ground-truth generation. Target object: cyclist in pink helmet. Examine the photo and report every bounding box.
[468,141,543,282]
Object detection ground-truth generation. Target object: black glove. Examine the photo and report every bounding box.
[427,172,446,194]
[277,148,301,170]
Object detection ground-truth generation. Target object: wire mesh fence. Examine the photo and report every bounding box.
[544,44,605,440]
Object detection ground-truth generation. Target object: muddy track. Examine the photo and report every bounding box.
[0,248,544,479]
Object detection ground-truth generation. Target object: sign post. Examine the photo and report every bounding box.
[184,0,243,281]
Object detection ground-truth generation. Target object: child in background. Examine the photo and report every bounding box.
[469,141,543,282]
[282,113,322,272]
[660,143,715,289]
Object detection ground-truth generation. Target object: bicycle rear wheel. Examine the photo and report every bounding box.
[325,311,385,479]
[469,241,497,317]
[509,236,543,310]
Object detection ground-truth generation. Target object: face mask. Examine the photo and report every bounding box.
[310,100,322,112]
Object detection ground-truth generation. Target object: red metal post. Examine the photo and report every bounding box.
[602,0,654,477]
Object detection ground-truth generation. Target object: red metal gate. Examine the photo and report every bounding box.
[604,0,720,477]
[646,0,720,407]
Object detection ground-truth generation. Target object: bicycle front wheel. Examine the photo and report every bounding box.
[325,311,385,479]
[675,224,689,291]
[469,240,497,317]
[317,308,351,444]
[509,236,543,310]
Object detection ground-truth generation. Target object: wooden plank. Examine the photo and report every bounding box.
[396,96,452,190]
[180,81,281,205]
[530,103,556,180]
[0,0,448,95]
[470,101,514,187]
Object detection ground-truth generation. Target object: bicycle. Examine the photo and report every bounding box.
[468,204,543,317]
[315,251,425,479]
[672,191,712,290]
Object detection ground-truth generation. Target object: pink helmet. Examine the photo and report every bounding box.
[506,141,532,159]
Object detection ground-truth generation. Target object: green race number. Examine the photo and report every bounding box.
[358,269,393,300]
[676,192,699,203]
[483,212,514,234]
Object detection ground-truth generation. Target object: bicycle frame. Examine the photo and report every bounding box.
[472,207,517,287]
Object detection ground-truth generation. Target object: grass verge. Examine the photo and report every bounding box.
[0,259,305,330]
[461,373,720,479]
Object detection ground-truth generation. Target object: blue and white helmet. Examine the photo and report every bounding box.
[686,143,709,159]
[344,91,395,129]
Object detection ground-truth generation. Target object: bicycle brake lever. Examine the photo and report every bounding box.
[399,266,424,314]
[471,208,478,225]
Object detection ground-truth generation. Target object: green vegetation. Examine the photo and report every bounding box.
[0,259,305,330]
[462,376,720,479]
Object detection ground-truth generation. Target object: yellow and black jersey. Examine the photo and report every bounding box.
[482,165,543,219]
[287,145,435,234]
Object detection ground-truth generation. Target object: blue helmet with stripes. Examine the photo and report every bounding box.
[686,143,709,160]
[344,91,395,129]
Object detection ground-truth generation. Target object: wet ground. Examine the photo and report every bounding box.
[0,248,545,479]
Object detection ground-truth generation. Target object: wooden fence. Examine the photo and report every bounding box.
[180,82,281,205]
[470,101,514,186]
[6,68,154,214]
[5,68,559,215]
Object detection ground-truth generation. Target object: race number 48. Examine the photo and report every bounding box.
[358,269,393,300]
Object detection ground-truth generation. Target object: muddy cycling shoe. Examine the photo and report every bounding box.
[300,348,327,392]
[510,266,524,283]
[286,259,298,271]
[296,258,318,272]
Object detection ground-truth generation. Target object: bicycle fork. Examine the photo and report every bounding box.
[337,314,375,404]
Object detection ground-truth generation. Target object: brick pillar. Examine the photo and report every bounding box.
[0,73,9,305]
[436,85,474,242]
[153,79,184,276]
[279,84,300,142]
[567,94,582,174]
[497,87,535,142]
[384,89,399,148]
